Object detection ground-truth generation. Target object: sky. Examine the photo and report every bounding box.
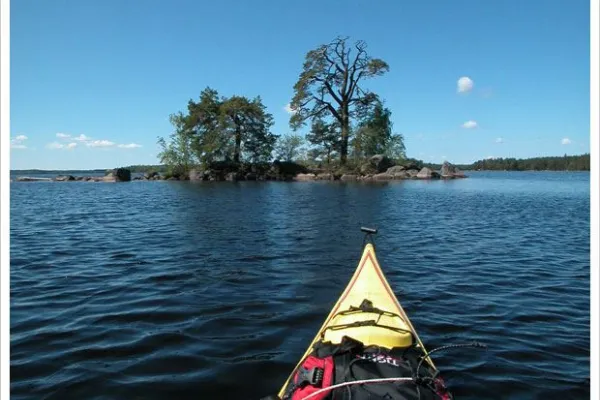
[9,0,591,170]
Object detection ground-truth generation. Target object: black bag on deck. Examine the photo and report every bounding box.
[279,336,451,400]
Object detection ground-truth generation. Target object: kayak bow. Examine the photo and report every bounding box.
[276,229,441,399]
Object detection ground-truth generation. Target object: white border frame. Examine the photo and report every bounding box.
[0,1,597,399]
[1,0,10,397]
[590,0,598,399]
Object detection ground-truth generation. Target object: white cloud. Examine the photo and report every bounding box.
[73,134,91,142]
[462,120,478,129]
[50,132,140,150]
[495,137,504,143]
[457,77,474,93]
[117,143,142,149]
[11,135,28,149]
[87,140,115,148]
[561,138,571,145]
[284,103,297,114]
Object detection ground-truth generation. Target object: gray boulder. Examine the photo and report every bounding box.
[188,169,203,181]
[54,175,75,181]
[369,154,395,173]
[406,169,420,178]
[317,173,333,181]
[340,174,358,181]
[295,173,317,181]
[416,167,440,179]
[386,165,406,174]
[373,172,393,181]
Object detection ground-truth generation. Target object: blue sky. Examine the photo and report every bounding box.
[9,0,590,169]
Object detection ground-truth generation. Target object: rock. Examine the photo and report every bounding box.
[402,162,421,171]
[362,174,374,181]
[188,169,203,181]
[55,175,75,181]
[75,176,85,181]
[226,172,240,181]
[144,171,159,180]
[340,174,358,181]
[416,167,440,179]
[103,174,116,182]
[245,173,257,181]
[317,173,333,181]
[369,154,395,173]
[133,176,142,180]
[166,177,178,181]
[295,173,317,181]
[16,176,52,182]
[373,172,393,181]
[406,169,419,178]
[113,168,131,182]
[360,163,378,175]
[386,166,406,174]
[391,171,410,179]
[440,161,466,178]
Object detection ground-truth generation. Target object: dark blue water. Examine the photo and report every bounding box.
[10,172,590,399]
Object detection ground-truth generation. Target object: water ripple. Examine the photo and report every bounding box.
[10,172,590,399]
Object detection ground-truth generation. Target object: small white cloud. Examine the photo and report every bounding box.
[284,103,297,114]
[495,137,504,143]
[56,133,71,139]
[66,142,77,149]
[11,135,28,149]
[47,142,65,149]
[117,143,142,149]
[561,138,571,145]
[87,140,115,148]
[73,134,91,142]
[457,77,474,93]
[462,120,478,129]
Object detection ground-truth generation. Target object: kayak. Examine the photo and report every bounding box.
[263,228,453,400]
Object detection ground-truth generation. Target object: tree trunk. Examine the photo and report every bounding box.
[233,127,242,163]
[340,114,350,165]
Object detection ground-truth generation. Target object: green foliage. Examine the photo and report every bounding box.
[157,112,196,177]
[305,119,340,164]
[470,154,590,171]
[289,37,389,164]
[275,133,305,161]
[352,102,405,160]
[158,87,276,173]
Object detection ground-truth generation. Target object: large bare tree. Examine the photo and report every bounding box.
[289,37,389,164]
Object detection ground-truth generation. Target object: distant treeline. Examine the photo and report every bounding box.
[466,154,590,171]
[119,154,589,174]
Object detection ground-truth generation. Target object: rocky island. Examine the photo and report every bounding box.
[14,158,466,183]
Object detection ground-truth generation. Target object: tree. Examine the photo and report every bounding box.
[289,37,389,165]
[181,88,276,165]
[352,102,406,160]
[220,95,276,163]
[275,133,305,162]
[157,112,195,177]
[306,119,340,165]
[185,87,226,165]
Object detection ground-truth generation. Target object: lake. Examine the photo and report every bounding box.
[10,171,590,399]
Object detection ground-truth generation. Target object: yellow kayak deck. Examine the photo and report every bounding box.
[278,242,434,398]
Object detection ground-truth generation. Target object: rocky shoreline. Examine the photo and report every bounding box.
[13,157,467,183]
